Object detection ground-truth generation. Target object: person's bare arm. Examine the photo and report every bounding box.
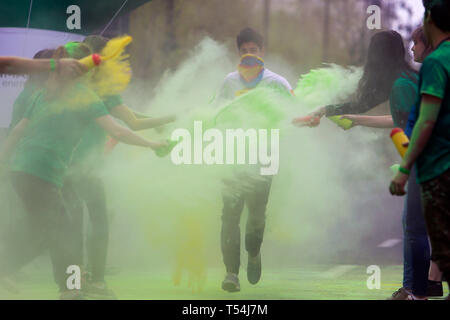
[340,115,394,128]
[0,119,29,163]
[0,57,86,76]
[133,111,150,119]
[308,100,389,126]
[95,115,167,149]
[110,104,176,131]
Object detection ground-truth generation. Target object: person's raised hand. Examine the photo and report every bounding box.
[292,115,320,128]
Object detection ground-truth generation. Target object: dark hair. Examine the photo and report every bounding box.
[46,43,91,93]
[357,30,417,104]
[24,49,55,89]
[33,49,54,60]
[423,0,450,32]
[236,27,264,50]
[83,35,109,53]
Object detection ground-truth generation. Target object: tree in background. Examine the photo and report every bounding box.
[263,0,271,48]
[126,0,413,96]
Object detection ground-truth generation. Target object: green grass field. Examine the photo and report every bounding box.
[0,264,448,300]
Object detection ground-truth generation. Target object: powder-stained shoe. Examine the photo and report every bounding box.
[387,287,411,300]
[222,273,240,292]
[247,252,261,285]
[83,281,117,300]
[60,289,85,300]
[426,280,443,297]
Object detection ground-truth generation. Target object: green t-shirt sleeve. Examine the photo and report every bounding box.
[75,84,110,119]
[103,94,123,110]
[420,57,448,99]
[85,99,109,119]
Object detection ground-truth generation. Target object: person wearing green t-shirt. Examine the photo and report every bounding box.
[8,49,56,134]
[64,93,175,299]
[0,49,57,293]
[390,0,450,300]
[59,36,176,299]
[0,44,167,300]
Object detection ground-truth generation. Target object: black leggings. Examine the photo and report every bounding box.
[62,174,109,283]
[0,171,76,291]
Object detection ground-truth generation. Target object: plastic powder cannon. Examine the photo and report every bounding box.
[78,36,133,69]
[390,128,409,158]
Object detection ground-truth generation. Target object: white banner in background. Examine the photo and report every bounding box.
[0,28,84,128]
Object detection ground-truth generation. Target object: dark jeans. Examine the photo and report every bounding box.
[0,171,76,291]
[421,168,450,286]
[62,173,109,283]
[402,168,430,296]
[221,176,272,274]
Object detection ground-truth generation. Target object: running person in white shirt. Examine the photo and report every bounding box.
[216,28,293,292]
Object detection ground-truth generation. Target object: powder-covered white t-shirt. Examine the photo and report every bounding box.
[217,68,293,102]
[214,68,292,180]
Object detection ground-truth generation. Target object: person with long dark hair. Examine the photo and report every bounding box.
[307,30,418,123]
[294,30,433,299]
[336,28,443,300]
[342,26,444,299]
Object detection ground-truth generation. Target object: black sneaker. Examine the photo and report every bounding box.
[222,273,240,292]
[247,252,261,285]
[426,280,443,297]
[387,287,411,300]
[82,281,117,300]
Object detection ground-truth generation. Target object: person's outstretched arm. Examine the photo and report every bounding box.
[95,114,167,149]
[311,97,387,119]
[324,92,388,116]
[339,115,394,128]
[0,57,86,76]
[109,104,176,131]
